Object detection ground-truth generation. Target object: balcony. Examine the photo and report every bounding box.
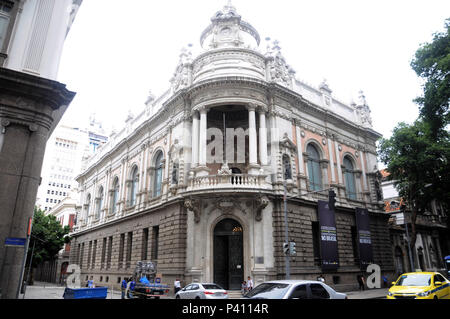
[186,173,271,193]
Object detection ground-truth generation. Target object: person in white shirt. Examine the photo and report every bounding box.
[174,278,181,294]
[246,276,253,291]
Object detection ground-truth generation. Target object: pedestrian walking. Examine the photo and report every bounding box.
[128,278,136,299]
[357,274,365,291]
[174,278,181,295]
[121,278,127,299]
[246,276,253,291]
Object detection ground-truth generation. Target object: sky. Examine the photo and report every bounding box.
[57,0,450,141]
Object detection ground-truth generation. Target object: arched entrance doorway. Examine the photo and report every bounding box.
[213,218,243,290]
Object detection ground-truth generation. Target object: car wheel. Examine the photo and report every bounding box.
[195,296,201,299]
[434,296,438,300]
[176,295,181,299]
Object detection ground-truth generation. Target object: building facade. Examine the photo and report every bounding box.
[35,118,108,213]
[69,4,393,291]
[381,170,449,276]
[0,0,81,298]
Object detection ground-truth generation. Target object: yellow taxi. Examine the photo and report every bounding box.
[387,272,450,299]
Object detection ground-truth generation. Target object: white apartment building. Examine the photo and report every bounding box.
[36,118,108,213]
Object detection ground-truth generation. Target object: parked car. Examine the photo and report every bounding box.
[243,280,347,299]
[175,283,228,299]
[387,272,450,299]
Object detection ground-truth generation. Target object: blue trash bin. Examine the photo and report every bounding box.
[63,287,108,299]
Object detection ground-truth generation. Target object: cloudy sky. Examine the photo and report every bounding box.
[57,0,450,141]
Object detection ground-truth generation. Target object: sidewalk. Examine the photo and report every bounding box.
[345,288,388,299]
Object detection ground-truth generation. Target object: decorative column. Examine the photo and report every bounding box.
[196,107,210,177]
[191,112,199,168]
[248,104,260,174]
[258,109,268,167]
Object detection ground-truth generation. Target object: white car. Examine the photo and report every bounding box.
[243,280,347,299]
[175,283,229,299]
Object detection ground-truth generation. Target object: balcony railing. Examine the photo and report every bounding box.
[187,174,271,191]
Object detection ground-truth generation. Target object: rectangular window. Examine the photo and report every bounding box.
[106,236,113,269]
[87,241,92,269]
[151,226,159,260]
[101,238,107,269]
[0,1,13,50]
[351,226,360,266]
[312,222,321,266]
[80,243,85,269]
[142,228,149,260]
[126,232,133,268]
[118,233,125,268]
[92,240,97,269]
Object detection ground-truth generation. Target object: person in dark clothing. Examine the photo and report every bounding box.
[357,274,365,291]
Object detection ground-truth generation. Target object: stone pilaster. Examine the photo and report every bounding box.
[0,67,75,299]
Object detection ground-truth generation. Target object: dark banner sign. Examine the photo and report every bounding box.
[318,200,339,270]
[355,207,373,269]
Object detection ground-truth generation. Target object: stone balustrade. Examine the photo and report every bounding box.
[187,173,271,191]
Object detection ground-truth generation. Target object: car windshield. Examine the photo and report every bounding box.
[202,284,223,290]
[396,274,432,286]
[244,283,290,299]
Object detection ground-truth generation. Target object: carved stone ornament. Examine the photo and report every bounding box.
[217,162,232,175]
[184,198,201,223]
[255,196,269,222]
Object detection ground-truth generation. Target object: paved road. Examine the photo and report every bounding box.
[19,282,388,299]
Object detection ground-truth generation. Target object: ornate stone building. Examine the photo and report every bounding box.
[70,3,393,291]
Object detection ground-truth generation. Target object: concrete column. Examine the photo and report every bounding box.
[199,109,207,167]
[360,151,368,191]
[191,112,199,168]
[334,140,343,184]
[295,126,304,174]
[328,138,336,183]
[248,105,258,165]
[258,110,268,166]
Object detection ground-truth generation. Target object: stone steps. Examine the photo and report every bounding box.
[227,290,244,299]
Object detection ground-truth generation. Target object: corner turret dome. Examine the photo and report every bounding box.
[200,1,261,50]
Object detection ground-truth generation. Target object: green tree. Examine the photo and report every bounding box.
[26,208,71,280]
[410,18,450,139]
[378,120,450,260]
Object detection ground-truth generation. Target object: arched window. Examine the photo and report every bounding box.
[96,186,104,219]
[343,156,357,200]
[153,152,164,197]
[130,166,138,206]
[306,144,322,191]
[282,154,292,180]
[112,177,119,214]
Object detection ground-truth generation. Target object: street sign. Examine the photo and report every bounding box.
[5,237,27,248]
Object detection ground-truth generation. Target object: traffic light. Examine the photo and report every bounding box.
[283,242,289,255]
[328,189,336,211]
[289,242,296,255]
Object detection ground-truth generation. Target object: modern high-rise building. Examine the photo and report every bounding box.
[0,0,81,298]
[36,118,108,213]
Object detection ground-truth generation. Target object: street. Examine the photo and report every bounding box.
[19,282,388,299]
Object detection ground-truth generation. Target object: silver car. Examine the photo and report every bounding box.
[243,280,347,299]
[175,283,229,299]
